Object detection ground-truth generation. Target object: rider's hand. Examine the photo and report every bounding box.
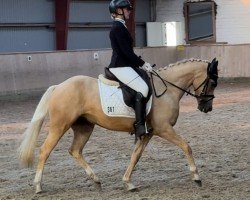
[142,62,153,72]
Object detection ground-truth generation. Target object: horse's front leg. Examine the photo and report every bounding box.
[157,124,202,186]
[123,134,152,191]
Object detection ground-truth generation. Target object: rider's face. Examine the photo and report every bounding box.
[123,7,131,20]
[116,7,131,20]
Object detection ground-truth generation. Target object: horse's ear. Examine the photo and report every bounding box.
[212,60,219,75]
[207,58,218,79]
[207,62,212,74]
[214,60,218,68]
[211,58,216,64]
[209,59,219,84]
[208,58,218,74]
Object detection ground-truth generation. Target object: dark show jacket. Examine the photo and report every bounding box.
[108,20,145,69]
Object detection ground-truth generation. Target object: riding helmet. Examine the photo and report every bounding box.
[109,0,133,14]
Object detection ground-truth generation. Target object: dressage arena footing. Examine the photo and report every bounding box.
[0,80,249,200]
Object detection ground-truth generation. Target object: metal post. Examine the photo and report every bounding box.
[126,0,136,46]
[55,0,70,50]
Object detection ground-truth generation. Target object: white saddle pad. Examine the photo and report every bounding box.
[98,79,152,118]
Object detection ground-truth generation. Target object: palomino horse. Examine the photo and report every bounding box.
[18,58,218,193]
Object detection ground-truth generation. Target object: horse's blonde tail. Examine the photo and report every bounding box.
[18,85,56,167]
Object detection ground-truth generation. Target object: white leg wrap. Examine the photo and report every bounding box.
[34,170,43,193]
[34,170,42,184]
[190,166,197,172]
[193,174,200,180]
[109,67,149,98]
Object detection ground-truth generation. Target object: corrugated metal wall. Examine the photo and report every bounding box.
[69,1,111,23]
[0,27,55,52]
[0,0,151,53]
[68,1,111,50]
[68,28,110,50]
[68,0,151,50]
[0,0,54,23]
[0,0,55,53]
[135,0,151,47]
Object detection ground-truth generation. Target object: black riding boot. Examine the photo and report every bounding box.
[134,92,147,139]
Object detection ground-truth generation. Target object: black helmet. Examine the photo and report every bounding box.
[109,0,132,14]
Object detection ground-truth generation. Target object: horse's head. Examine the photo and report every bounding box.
[194,58,219,113]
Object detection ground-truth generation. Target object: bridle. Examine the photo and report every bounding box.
[150,69,216,102]
[194,76,216,103]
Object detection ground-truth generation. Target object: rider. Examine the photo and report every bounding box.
[107,0,153,139]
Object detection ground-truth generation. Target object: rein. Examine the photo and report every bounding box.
[150,69,215,101]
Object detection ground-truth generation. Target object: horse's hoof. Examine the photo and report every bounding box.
[194,180,202,187]
[35,188,42,194]
[95,181,101,185]
[92,176,101,190]
[35,183,42,194]
[94,181,102,191]
[124,182,137,192]
[93,177,101,184]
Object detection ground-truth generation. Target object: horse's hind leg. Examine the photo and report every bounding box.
[157,124,201,186]
[123,135,152,191]
[34,125,67,193]
[69,119,100,184]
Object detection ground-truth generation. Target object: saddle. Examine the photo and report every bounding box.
[104,67,152,109]
[97,68,152,118]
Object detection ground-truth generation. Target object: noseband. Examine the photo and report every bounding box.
[150,70,215,102]
[193,77,215,102]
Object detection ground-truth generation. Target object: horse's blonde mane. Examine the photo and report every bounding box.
[157,58,209,71]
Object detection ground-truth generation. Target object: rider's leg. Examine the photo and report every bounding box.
[109,67,149,138]
[134,92,148,138]
[109,67,149,98]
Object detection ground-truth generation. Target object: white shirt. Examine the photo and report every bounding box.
[114,18,127,28]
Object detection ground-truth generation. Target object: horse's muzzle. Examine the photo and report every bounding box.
[198,100,213,113]
[199,106,212,113]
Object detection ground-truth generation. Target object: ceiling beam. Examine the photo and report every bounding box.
[54,0,137,49]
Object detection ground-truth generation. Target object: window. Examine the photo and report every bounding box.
[184,1,217,44]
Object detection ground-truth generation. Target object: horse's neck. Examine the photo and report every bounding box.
[156,62,203,100]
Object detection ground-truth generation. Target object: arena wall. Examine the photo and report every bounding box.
[177,44,250,78]
[0,47,177,97]
[0,44,249,98]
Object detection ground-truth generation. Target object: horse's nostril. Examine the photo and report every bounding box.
[205,107,212,113]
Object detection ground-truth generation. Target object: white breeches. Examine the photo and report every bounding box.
[109,67,149,98]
